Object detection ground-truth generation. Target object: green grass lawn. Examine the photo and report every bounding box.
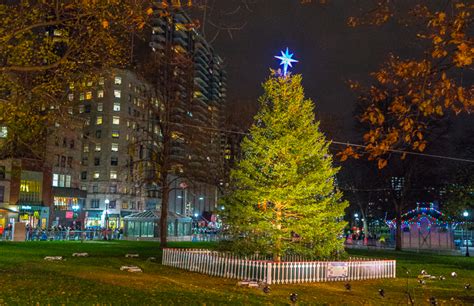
[0,241,472,305]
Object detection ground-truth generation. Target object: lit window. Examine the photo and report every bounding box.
[52,174,59,187]
[68,107,73,115]
[114,90,121,98]
[96,116,103,125]
[114,76,122,85]
[87,80,93,87]
[93,172,100,179]
[95,144,101,152]
[110,171,117,180]
[97,103,103,112]
[112,130,120,138]
[69,83,75,90]
[65,175,71,188]
[84,118,90,126]
[112,116,120,125]
[97,90,104,98]
[83,144,89,153]
[86,91,92,100]
[0,126,7,138]
[111,143,119,152]
[79,93,84,101]
[19,180,41,203]
[68,94,74,101]
[79,105,84,113]
[98,77,105,86]
[58,174,65,187]
[113,103,120,111]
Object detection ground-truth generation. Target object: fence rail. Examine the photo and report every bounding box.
[162,248,396,285]
[0,230,120,242]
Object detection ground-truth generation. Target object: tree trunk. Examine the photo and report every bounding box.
[160,179,169,250]
[274,205,282,262]
[357,202,369,245]
[395,204,402,251]
[361,212,369,245]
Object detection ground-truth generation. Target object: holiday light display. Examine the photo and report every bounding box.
[275,48,298,76]
[386,203,462,229]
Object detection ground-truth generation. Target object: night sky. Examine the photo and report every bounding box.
[210,0,415,140]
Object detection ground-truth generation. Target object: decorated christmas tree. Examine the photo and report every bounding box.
[223,66,348,261]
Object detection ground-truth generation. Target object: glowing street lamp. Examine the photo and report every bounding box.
[463,210,469,257]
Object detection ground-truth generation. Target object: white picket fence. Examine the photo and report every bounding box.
[162,248,396,284]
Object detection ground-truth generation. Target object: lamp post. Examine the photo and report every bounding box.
[463,211,469,257]
[354,213,359,227]
[105,199,110,230]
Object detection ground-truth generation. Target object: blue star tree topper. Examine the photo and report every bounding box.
[275,48,298,76]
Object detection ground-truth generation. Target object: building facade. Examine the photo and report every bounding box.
[0,5,227,229]
[47,118,87,228]
[0,158,52,230]
[75,71,155,228]
[149,4,227,219]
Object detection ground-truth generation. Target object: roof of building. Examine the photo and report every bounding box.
[124,210,192,222]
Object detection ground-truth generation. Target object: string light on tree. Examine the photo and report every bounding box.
[275,48,298,76]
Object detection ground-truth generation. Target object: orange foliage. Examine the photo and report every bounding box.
[342,1,473,168]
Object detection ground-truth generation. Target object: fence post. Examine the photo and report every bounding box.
[266,262,272,285]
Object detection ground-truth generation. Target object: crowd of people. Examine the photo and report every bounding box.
[0,223,13,241]
[0,223,125,241]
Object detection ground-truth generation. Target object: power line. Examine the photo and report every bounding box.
[170,121,474,164]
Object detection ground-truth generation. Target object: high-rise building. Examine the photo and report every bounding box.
[149,4,227,217]
[76,71,156,228]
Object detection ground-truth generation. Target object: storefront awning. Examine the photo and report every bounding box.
[0,207,18,214]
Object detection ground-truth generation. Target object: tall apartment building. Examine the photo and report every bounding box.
[149,4,227,217]
[75,71,156,228]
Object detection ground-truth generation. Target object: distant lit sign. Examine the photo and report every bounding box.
[72,205,80,211]
[66,211,73,219]
[20,205,32,210]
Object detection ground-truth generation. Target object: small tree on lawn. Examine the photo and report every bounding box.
[223,72,348,261]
